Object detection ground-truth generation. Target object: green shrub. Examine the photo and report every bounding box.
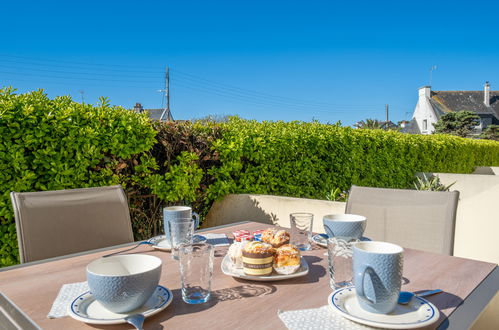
[116,120,221,239]
[206,118,499,202]
[0,88,156,266]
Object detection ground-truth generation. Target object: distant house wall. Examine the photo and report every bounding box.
[412,86,438,134]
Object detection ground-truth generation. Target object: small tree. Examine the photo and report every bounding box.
[433,111,480,137]
[354,119,383,129]
[479,124,499,141]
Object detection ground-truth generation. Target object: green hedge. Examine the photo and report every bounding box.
[1,89,499,267]
[0,88,156,266]
[206,118,499,202]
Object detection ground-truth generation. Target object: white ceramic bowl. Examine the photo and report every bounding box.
[86,254,162,313]
[323,214,367,240]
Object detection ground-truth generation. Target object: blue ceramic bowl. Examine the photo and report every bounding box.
[87,254,162,313]
[323,214,367,240]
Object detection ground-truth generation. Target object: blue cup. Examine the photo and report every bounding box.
[87,254,162,313]
[323,214,367,240]
[353,241,403,314]
[163,206,199,242]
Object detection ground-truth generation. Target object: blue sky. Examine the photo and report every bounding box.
[1,0,499,126]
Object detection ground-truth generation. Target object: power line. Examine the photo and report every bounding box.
[0,54,384,109]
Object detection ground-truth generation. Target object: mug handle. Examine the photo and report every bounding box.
[192,212,200,230]
[356,266,378,305]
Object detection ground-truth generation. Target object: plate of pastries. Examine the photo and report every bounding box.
[222,228,309,281]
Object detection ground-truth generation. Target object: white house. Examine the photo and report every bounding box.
[410,82,499,134]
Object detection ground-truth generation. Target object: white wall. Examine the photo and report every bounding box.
[203,194,346,233]
[429,172,499,264]
[412,86,438,134]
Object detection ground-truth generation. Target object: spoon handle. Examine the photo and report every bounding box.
[417,289,443,297]
[103,241,152,258]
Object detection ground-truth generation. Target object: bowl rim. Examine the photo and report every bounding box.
[86,254,162,277]
[323,214,367,222]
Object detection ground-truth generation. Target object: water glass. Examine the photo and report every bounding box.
[290,213,313,251]
[163,206,199,242]
[179,243,214,304]
[327,237,357,289]
[169,218,195,260]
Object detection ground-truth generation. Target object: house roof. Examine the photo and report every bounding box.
[430,91,499,119]
[141,109,167,120]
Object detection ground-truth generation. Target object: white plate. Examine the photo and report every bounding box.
[328,287,440,329]
[149,235,207,251]
[68,285,173,325]
[221,254,309,281]
[312,234,371,248]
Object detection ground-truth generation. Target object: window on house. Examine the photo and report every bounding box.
[423,119,427,131]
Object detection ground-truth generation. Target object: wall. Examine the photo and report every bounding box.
[429,172,499,264]
[203,194,346,233]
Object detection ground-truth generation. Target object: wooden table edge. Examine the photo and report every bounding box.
[439,265,499,330]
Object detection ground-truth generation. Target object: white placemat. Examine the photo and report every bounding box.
[48,281,89,319]
[278,305,372,330]
[204,233,230,246]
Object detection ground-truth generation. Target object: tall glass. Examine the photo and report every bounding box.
[168,218,195,260]
[290,213,313,251]
[179,243,214,304]
[327,237,358,289]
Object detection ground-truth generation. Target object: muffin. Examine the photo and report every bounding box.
[242,241,275,276]
[261,228,290,248]
[273,244,301,275]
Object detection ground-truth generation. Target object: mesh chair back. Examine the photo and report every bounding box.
[346,185,459,255]
[10,185,134,263]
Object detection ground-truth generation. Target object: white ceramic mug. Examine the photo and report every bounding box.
[163,206,199,241]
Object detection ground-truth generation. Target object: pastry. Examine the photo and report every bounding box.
[261,228,290,248]
[273,244,301,275]
[227,239,250,268]
[242,241,275,276]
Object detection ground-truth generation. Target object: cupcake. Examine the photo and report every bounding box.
[273,244,301,275]
[261,228,290,248]
[242,241,275,276]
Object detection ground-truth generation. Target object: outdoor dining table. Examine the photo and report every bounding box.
[0,221,497,330]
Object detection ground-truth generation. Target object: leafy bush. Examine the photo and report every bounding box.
[0,88,156,266]
[206,118,499,203]
[116,120,221,239]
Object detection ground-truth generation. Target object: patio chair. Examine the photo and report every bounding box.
[346,185,460,255]
[10,185,134,263]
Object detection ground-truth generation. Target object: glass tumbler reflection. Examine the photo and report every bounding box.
[290,213,314,251]
[327,237,357,289]
[169,218,195,260]
[179,243,214,304]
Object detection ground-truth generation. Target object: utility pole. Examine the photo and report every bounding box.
[385,104,389,122]
[79,90,85,104]
[159,65,172,121]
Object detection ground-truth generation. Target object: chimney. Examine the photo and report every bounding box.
[133,102,144,113]
[418,86,431,101]
[484,81,490,107]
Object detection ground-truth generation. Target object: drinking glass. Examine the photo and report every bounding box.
[169,218,195,260]
[327,237,358,289]
[290,213,313,251]
[179,243,214,304]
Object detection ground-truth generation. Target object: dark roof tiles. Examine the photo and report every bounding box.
[430,91,499,119]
